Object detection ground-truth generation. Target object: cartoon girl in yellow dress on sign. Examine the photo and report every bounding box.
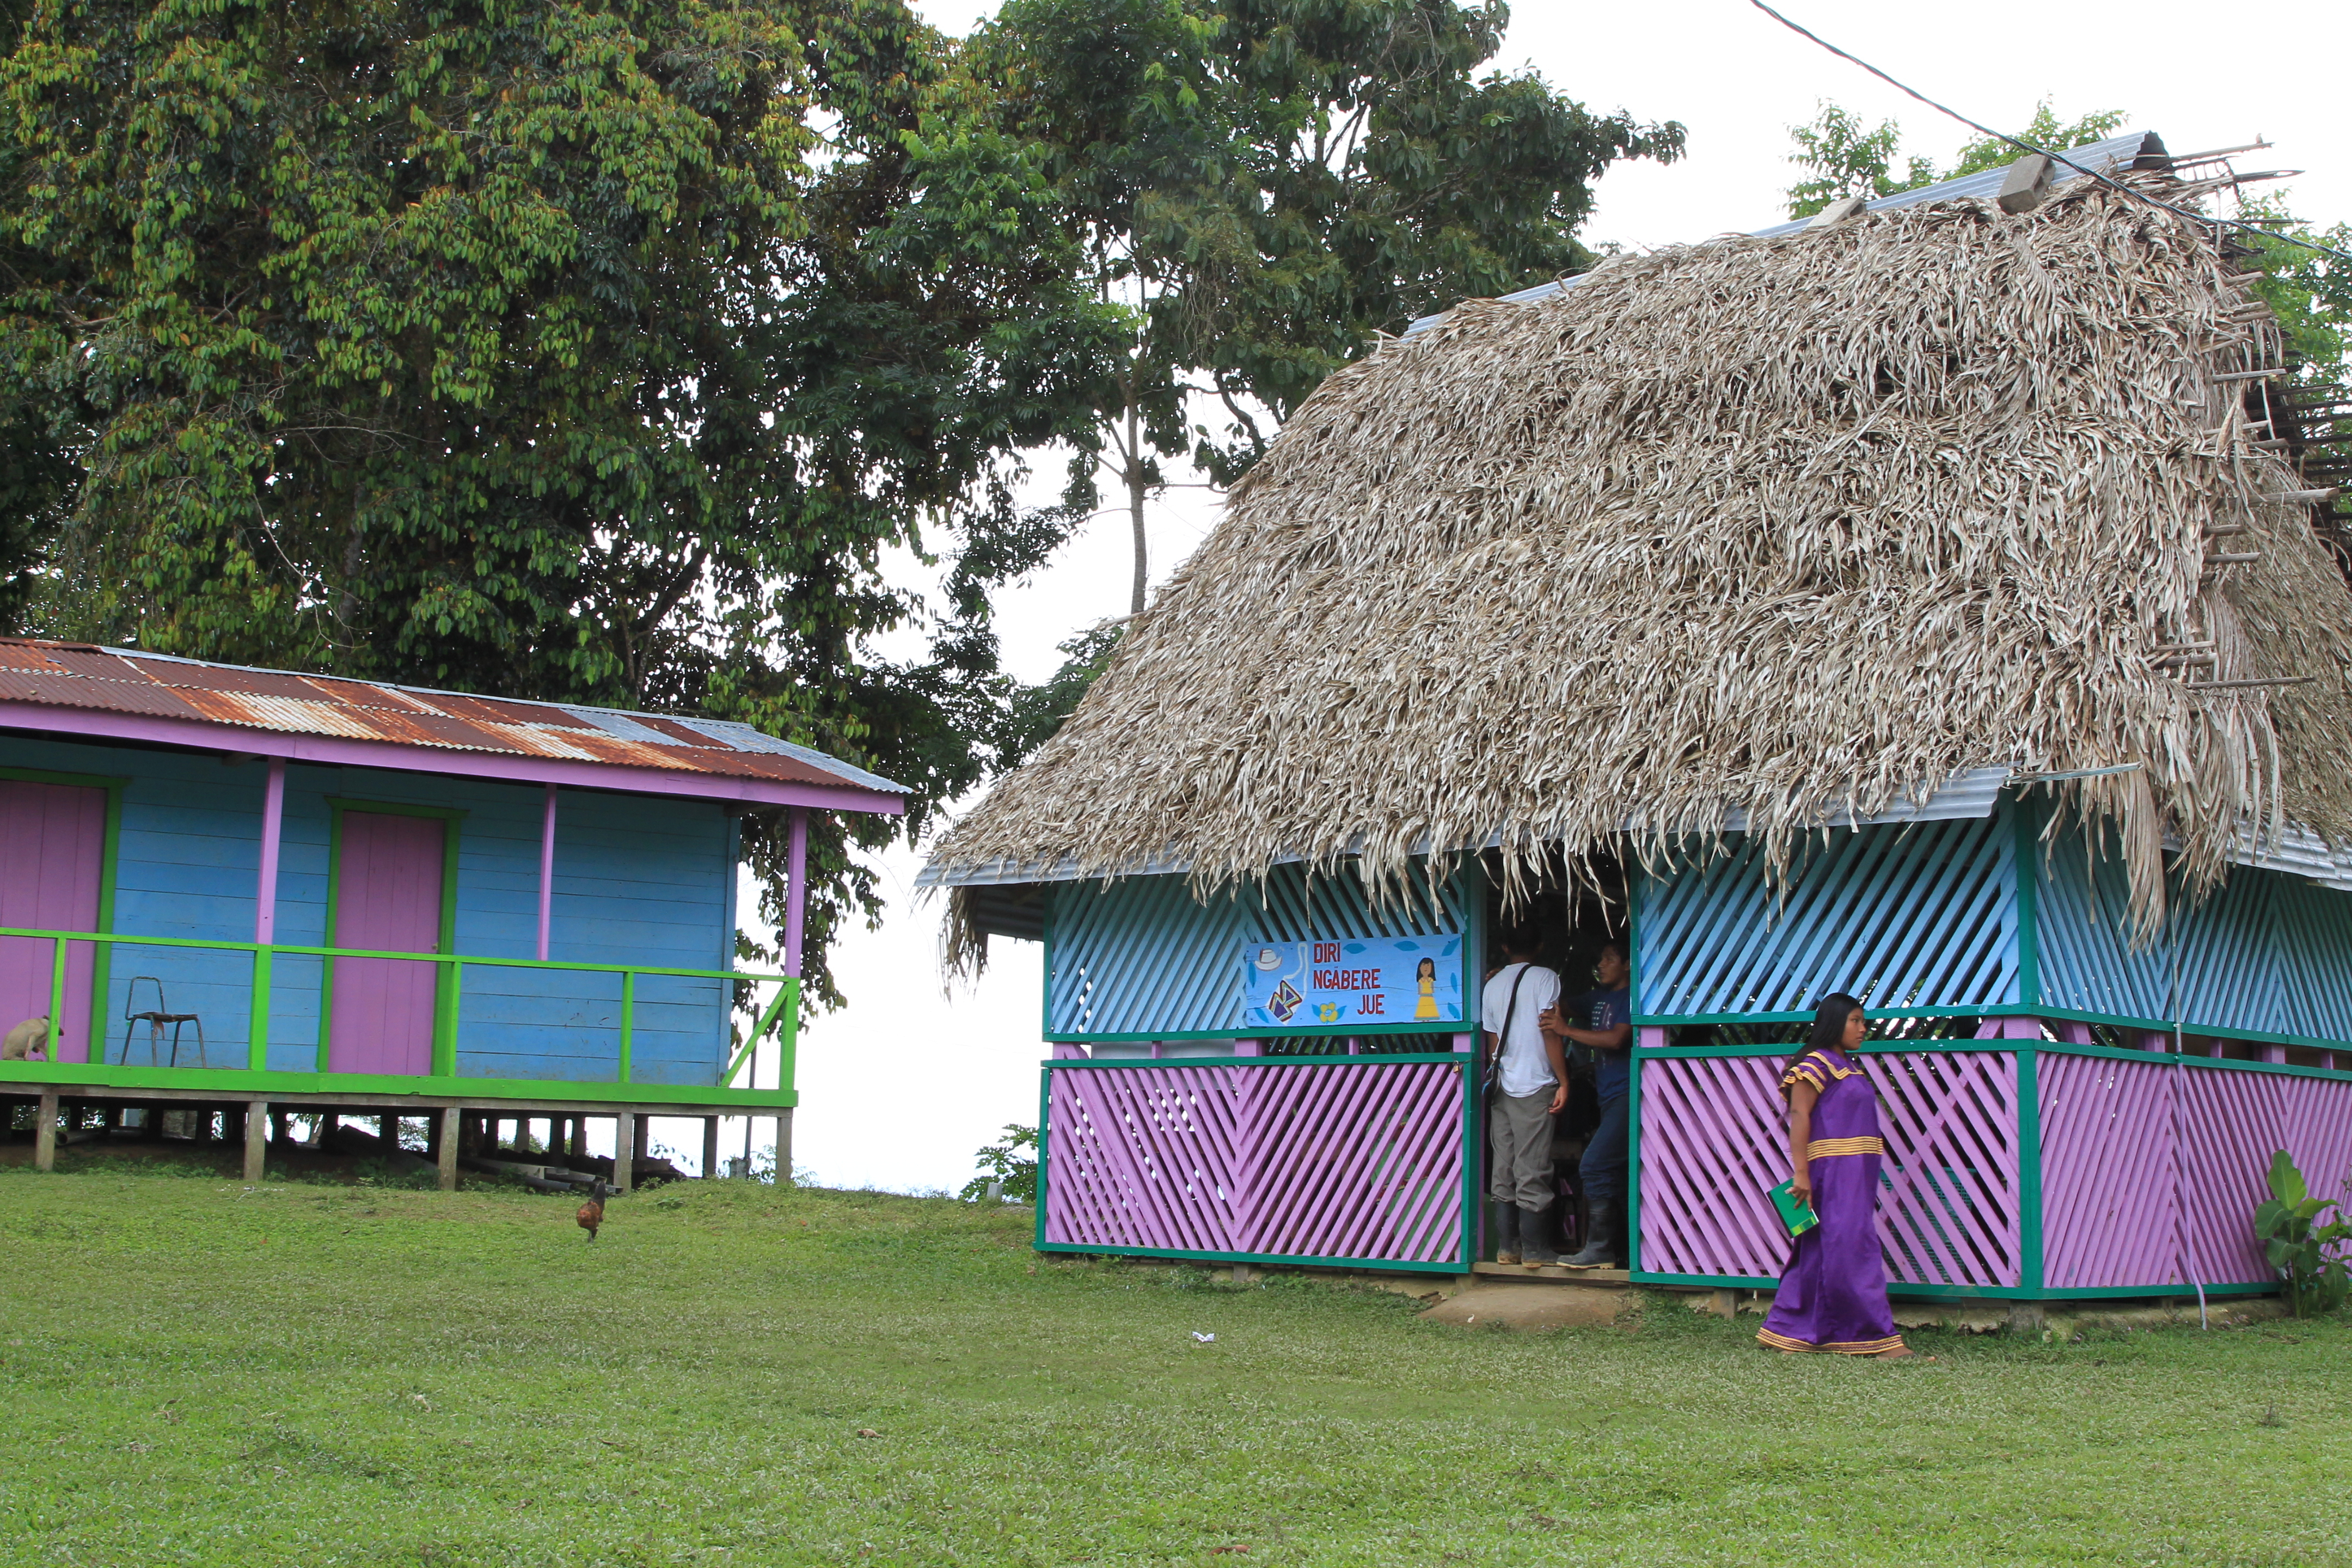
[1414,957,1440,1020]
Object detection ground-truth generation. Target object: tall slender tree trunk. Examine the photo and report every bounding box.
[1126,397,1146,617]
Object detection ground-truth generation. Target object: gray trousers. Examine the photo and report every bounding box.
[1488,1086,1555,1208]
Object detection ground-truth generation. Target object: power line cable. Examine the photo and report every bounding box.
[1749,0,2352,268]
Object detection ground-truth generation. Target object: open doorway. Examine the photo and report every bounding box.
[1480,846,1630,1266]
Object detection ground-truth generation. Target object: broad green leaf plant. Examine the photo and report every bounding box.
[2254,1149,2352,1318]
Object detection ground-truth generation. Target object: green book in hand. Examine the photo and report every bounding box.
[1768,1180,1820,1238]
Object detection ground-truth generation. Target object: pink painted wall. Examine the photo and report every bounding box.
[0,780,105,1063]
[328,811,445,1075]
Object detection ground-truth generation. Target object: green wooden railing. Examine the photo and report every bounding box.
[0,925,797,1104]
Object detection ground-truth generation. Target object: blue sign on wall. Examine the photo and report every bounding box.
[1242,936,1463,1028]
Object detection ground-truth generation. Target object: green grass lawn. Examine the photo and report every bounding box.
[2,1168,2347,1567]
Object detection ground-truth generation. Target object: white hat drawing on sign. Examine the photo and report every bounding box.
[1253,947,1282,971]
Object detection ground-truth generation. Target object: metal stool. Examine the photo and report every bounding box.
[122,977,205,1066]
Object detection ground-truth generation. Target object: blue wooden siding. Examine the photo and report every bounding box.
[1636,811,2022,1020]
[10,736,733,1083]
[2036,840,2352,1040]
[1046,861,1472,1039]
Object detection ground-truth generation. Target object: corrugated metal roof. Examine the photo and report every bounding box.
[0,638,907,797]
[1404,132,2170,336]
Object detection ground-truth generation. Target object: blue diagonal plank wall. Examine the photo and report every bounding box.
[2036,835,2352,1040]
[1636,811,2022,1020]
[1047,861,1473,1039]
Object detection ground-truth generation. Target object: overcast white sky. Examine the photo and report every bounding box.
[740,0,2352,1193]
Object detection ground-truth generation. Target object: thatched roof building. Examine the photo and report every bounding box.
[925,133,2352,944]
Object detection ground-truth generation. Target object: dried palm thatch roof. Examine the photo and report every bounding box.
[927,167,2352,953]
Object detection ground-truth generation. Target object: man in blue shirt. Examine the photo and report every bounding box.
[1542,940,1633,1270]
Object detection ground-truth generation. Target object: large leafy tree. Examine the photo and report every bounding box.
[1784,99,2124,219]
[0,0,1125,1000]
[975,0,1685,616]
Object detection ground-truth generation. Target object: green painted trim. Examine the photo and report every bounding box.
[1048,1052,1470,1069]
[46,936,68,1058]
[1633,998,2352,1059]
[1048,1020,1468,1044]
[1456,1044,1478,1268]
[2036,1282,2276,1299]
[1461,856,1488,1031]
[1634,1003,2035,1026]
[90,781,122,1064]
[2017,1045,2044,1291]
[1630,1270,2277,1301]
[0,927,782,984]
[2013,793,2041,1008]
[1031,1241,1461,1275]
[1035,1060,1053,1255]
[617,969,636,1085]
[433,961,461,1078]
[1630,1270,1778,1289]
[1628,1039,2350,1081]
[1628,1019,1644,1273]
[0,764,133,791]
[0,923,785,1093]
[248,948,272,1073]
[722,981,798,1087]
[0,1061,797,1107]
[2066,1047,2349,1082]
[775,973,798,1097]
[2029,1007,2352,1061]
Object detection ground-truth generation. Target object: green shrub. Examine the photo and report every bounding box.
[2255,1149,2352,1317]
[958,1123,1038,1203]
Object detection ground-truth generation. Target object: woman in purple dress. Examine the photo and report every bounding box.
[1757,994,1915,1358]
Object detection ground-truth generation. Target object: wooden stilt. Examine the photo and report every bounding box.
[609,1114,632,1193]
[35,1091,59,1172]
[701,1116,719,1178]
[243,1100,269,1181]
[775,1108,793,1186]
[633,1113,651,1167]
[437,1106,461,1192]
[567,1117,584,1157]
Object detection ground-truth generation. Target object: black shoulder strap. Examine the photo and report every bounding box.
[1486,963,1531,1088]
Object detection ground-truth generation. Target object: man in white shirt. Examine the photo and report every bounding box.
[1481,926,1567,1267]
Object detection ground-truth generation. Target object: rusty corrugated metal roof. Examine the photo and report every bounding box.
[0,638,906,796]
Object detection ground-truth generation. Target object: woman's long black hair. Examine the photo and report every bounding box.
[1782,993,1865,1095]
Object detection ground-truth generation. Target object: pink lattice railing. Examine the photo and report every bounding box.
[2038,1053,2352,1289]
[2036,1052,2179,1289]
[1639,1049,2022,1287]
[1643,1037,2352,1293]
[1041,1059,1469,1267]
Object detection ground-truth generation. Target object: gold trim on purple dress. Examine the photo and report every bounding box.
[1757,1048,1909,1356]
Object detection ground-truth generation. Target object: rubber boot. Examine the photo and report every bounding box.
[1519,1203,1561,1267]
[1491,1202,1521,1266]
[1564,1199,1618,1269]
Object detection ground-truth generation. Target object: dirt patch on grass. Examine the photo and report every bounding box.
[1420,1282,1633,1331]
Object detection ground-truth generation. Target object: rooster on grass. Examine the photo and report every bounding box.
[577,1178,610,1242]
